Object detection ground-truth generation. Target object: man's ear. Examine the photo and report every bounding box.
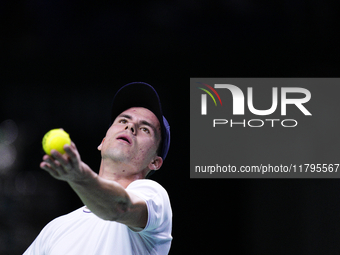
[148,156,163,171]
[97,138,105,151]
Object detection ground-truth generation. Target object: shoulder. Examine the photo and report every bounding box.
[41,207,84,232]
[24,208,85,252]
[126,179,169,201]
[127,179,166,190]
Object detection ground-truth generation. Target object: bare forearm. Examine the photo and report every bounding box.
[40,144,131,221]
[41,144,147,228]
[68,165,130,221]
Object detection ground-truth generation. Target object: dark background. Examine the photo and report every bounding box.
[1,1,340,254]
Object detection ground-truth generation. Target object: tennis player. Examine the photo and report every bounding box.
[24,82,172,254]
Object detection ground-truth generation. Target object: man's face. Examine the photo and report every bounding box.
[99,107,162,173]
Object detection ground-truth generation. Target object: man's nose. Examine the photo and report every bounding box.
[125,124,136,135]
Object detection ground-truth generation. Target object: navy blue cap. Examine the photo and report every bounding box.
[110,82,170,173]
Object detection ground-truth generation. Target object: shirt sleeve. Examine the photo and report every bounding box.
[126,179,172,234]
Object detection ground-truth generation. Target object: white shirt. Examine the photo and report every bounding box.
[23,179,172,255]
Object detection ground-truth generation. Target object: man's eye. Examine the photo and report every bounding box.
[119,119,127,124]
[141,127,150,134]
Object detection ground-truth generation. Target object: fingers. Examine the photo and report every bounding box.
[64,142,82,168]
[40,142,82,181]
[40,158,61,178]
[40,152,68,177]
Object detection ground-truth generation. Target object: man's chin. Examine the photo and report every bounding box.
[104,149,131,163]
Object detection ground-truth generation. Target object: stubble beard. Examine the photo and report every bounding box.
[103,146,132,164]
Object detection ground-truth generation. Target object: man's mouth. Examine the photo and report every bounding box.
[116,135,132,145]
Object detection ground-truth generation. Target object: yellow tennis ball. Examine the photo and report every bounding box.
[42,129,71,155]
